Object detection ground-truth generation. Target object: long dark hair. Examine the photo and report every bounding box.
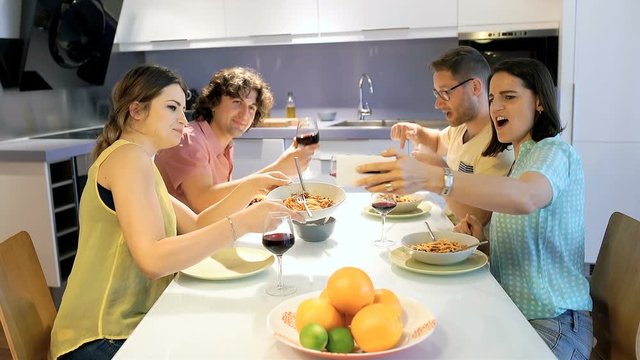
[192,67,273,128]
[483,58,563,156]
[92,65,187,160]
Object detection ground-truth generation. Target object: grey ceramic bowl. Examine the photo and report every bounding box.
[293,217,336,242]
[317,111,337,122]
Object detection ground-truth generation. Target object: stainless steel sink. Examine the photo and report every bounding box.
[329,119,447,128]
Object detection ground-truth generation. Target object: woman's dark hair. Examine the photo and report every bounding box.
[93,64,187,160]
[483,58,563,156]
[192,67,273,127]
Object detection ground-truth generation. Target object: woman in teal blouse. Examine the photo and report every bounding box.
[356,58,592,359]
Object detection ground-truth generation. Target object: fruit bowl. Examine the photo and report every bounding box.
[267,290,436,359]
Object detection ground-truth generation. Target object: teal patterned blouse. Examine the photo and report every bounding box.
[489,136,592,319]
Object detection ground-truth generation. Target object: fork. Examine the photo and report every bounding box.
[294,157,313,217]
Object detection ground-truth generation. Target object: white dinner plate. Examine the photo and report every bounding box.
[267,290,437,359]
[362,202,432,219]
[180,247,274,280]
[389,246,488,275]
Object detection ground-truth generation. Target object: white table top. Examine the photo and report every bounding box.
[114,190,554,359]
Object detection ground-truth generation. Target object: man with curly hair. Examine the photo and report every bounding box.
[156,67,318,213]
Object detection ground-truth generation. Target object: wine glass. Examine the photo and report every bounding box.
[295,117,319,146]
[370,192,397,247]
[262,211,296,296]
[329,154,337,177]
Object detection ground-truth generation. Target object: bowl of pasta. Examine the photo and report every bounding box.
[266,181,346,221]
[390,193,424,214]
[401,231,480,265]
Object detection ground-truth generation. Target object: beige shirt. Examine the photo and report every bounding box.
[438,123,514,224]
[439,123,514,176]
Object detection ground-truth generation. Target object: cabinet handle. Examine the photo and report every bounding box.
[362,27,410,32]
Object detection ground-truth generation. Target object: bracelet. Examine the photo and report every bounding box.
[441,167,454,196]
[226,216,237,241]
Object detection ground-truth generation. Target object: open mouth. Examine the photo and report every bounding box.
[495,116,509,128]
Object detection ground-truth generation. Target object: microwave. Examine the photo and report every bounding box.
[459,29,559,85]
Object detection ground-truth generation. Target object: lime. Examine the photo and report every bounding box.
[299,322,328,351]
[327,327,355,353]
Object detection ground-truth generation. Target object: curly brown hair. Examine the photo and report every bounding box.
[191,67,273,128]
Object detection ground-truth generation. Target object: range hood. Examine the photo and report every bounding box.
[0,0,123,91]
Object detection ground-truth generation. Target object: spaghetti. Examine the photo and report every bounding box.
[411,239,464,253]
[283,192,334,211]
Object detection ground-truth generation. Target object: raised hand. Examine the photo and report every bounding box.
[390,122,422,149]
[270,139,319,176]
[453,214,485,241]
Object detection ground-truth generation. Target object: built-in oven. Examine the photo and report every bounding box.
[459,29,559,85]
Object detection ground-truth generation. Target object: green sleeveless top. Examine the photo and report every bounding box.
[50,140,176,358]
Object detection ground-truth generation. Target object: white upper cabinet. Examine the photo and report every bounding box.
[0,0,21,38]
[458,0,561,31]
[225,0,318,37]
[318,0,456,33]
[115,0,225,44]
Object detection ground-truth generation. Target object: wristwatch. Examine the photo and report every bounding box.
[441,167,453,196]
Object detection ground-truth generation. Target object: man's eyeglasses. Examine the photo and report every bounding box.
[432,78,474,101]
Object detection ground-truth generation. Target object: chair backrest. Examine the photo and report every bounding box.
[0,231,56,360]
[590,212,640,360]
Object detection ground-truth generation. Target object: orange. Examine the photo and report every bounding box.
[350,303,403,352]
[373,288,403,319]
[319,288,329,300]
[326,267,375,315]
[295,297,344,332]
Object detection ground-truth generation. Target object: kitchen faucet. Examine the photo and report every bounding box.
[357,73,374,120]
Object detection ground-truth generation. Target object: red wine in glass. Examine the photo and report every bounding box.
[262,233,295,255]
[295,132,320,146]
[371,193,396,247]
[372,200,397,215]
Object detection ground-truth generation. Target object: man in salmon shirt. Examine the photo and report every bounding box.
[155,67,318,213]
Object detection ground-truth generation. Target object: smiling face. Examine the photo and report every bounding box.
[432,70,479,127]
[488,71,541,151]
[133,83,187,150]
[210,90,258,140]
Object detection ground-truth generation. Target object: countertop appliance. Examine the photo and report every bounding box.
[17,0,124,91]
[459,29,559,84]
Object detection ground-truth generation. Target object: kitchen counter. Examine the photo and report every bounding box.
[0,117,447,162]
[0,138,95,162]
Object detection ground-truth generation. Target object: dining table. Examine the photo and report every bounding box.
[113,188,555,359]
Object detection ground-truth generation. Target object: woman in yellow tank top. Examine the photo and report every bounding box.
[50,65,305,360]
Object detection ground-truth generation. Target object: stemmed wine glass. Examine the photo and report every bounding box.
[295,117,320,146]
[370,192,397,247]
[262,212,296,296]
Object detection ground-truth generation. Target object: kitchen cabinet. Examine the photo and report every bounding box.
[569,0,640,263]
[225,0,318,37]
[115,0,225,44]
[458,0,561,31]
[318,0,456,34]
[0,154,89,287]
[0,0,20,38]
[232,139,285,178]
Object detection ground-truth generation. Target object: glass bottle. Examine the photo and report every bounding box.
[285,91,296,118]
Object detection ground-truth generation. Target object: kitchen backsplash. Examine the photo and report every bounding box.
[0,37,455,141]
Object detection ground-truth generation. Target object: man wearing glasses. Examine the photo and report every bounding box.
[390,46,514,227]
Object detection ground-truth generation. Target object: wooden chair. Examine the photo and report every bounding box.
[590,212,640,360]
[0,231,56,360]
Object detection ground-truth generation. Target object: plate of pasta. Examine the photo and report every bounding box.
[389,246,488,276]
[400,231,480,265]
[266,181,346,221]
[390,194,424,214]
